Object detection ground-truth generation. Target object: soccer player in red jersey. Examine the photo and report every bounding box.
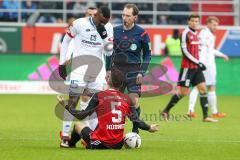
[57,67,159,149]
[161,15,217,122]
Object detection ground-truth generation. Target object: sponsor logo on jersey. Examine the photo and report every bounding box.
[82,40,101,46]
[90,35,97,41]
[86,29,91,32]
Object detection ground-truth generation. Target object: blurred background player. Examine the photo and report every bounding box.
[58,6,113,147]
[165,29,181,56]
[161,14,218,122]
[106,4,152,133]
[57,67,159,149]
[188,16,229,118]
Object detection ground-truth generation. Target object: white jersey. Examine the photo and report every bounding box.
[199,27,224,66]
[69,17,113,59]
[60,17,113,93]
[199,27,224,86]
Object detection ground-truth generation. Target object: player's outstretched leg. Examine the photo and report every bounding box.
[197,83,218,122]
[162,93,183,121]
[129,93,141,133]
[132,106,141,133]
[57,95,80,147]
[208,89,225,118]
[188,87,199,118]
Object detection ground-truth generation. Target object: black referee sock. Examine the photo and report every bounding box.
[163,94,182,113]
[69,128,81,147]
[132,106,141,134]
[200,93,208,119]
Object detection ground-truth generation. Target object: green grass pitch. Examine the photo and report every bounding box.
[0,95,239,160]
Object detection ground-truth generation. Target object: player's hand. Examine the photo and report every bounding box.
[198,62,206,71]
[105,70,111,82]
[58,65,67,80]
[148,124,159,133]
[57,95,67,108]
[136,73,143,84]
[222,55,229,61]
[65,59,71,65]
[96,24,107,39]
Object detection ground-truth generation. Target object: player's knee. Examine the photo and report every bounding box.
[179,88,189,96]
[81,96,90,102]
[181,91,188,96]
[197,83,207,94]
[198,87,207,94]
[74,122,85,134]
[207,86,215,92]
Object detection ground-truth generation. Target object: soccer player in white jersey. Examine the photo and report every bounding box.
[188,16,229,118]
[64,7,97,65]
[58,6,113,147]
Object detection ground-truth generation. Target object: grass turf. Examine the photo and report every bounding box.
[0,95,239,160]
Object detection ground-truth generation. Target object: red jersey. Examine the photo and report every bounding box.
[90,89,131,145]
[180,27,200,69]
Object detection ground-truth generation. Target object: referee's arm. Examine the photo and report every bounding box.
[140,32,152,76]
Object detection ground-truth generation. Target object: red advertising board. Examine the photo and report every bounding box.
[21,26,227,55]
[22,26,65,53]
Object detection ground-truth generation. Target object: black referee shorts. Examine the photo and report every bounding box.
[113,65,142,96]
[177,68,205,88]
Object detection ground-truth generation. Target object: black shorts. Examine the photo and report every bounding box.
[81,127,124,149]
[177,68,205,88]
[119,77,141,96]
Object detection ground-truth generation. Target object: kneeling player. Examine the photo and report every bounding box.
[57,68,159,149]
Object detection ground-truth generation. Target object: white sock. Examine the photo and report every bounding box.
[188,87,199,113]
[62,109,74,137]
[208,91,217,114]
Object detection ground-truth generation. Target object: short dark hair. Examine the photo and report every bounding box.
[124,4,139,16]
[188,14,200,21]
[110,67,124,89]
[98,6,111,19]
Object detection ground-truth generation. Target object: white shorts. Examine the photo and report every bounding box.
[81,112,98,131]
[204,64,216,86]
[69,65,107,94]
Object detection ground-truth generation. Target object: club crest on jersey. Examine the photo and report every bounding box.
[130,43,137,51]
[90,35,97,41]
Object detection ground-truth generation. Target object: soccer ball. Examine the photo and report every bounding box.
[124,132,141,149]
